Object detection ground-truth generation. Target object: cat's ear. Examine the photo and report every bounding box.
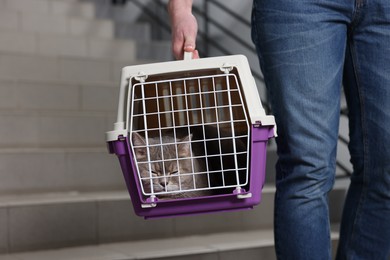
[178,134,192,158]
[132,132,146,159]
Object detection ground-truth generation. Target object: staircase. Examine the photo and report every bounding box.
[0,0,348,259]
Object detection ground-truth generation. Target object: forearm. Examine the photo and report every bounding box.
[168,0,198,59]
[168,0,193,18]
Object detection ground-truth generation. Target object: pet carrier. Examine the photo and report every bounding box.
[106,53,276,219]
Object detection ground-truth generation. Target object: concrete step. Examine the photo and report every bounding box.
[0,52,165,84]
[0,229,341,260]
[0,189,273,253]
[0,10,114,39]
[0,31,136,62]
[0,76,120,148]
[0,230,278,260]
[0,8,171,61]
[0,78,118,113]
[0,183,347,254]
[0,110,115,148]
[0,52,146,85]
[0,230,276,260]
[0,0,96,19]
[0,147,124,194]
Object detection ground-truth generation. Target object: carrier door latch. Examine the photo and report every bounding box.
[220,63,234,74]
[134,72,148,82]
[237,193,253,199]
[141,195,157,208]
[141,203,157,209]
[234,187,253,199]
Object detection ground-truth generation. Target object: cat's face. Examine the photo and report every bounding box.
[132,133,196,196]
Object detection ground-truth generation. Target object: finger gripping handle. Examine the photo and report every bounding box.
[183,51,193,60]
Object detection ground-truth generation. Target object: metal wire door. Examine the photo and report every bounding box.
[129,72,251,199]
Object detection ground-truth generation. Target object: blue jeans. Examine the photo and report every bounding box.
[251,0,390,259]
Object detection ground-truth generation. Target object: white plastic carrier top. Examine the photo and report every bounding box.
[106,54,276,142]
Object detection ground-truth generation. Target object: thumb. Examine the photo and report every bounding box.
[183,36,196,53]
[183,37,198,59]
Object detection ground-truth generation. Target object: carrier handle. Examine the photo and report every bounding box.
[183,51,193,60]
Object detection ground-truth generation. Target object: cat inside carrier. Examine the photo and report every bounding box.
[106,54,276,219]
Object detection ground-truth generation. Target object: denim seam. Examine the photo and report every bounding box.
[251,6,284,257]
[251,6,283,258]
[349,0,366,38]
[345,38,369,260]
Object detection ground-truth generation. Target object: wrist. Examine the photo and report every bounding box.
[168,0,193,19]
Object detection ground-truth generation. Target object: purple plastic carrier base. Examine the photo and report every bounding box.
[107,125,274,219]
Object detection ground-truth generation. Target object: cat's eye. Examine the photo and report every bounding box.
[170,171,179,175]
[151,171,158,176]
